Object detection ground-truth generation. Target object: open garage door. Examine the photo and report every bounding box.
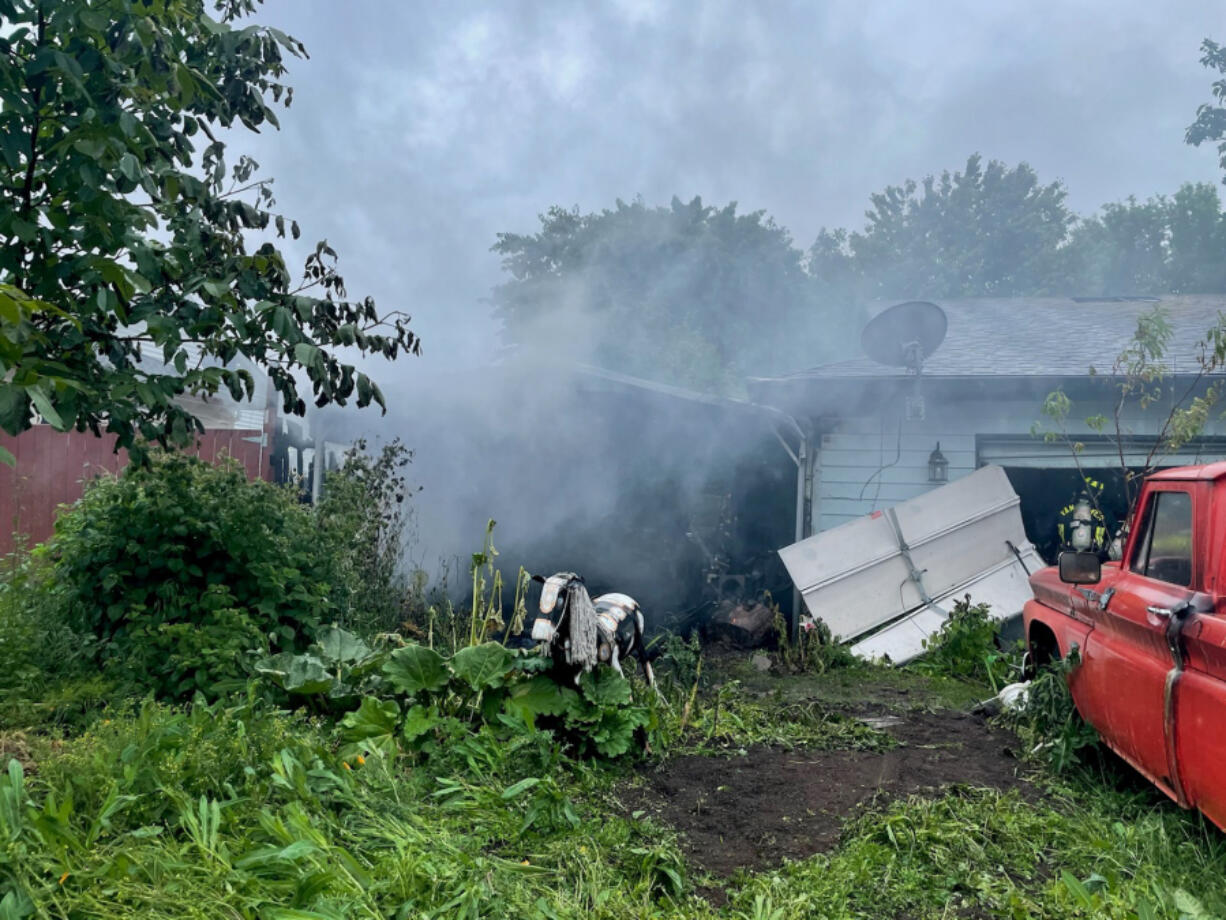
[980,435,1226,565]
[976,435,1226,469]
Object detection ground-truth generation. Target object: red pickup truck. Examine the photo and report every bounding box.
[1024,462,1226,830]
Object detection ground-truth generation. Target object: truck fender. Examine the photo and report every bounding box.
[1023,599,1091,671]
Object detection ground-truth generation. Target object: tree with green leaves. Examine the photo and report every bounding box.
[809,154,1076,299]
[1034,306,1226,517]
[1065,183,1226,295]
[0,0,419,462]
[1029,37,1226,524]
[492,196,837,392]
[1187,39,1226,179]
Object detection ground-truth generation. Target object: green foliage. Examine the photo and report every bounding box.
[315,438,417,635]
[0,0,418,455]
[463,520,530,650]
[383,642,449,695]
[1004,651,1101,771]
[912,594,1020,690]
[0,689,700,919]
[1027,34,1226,511]
[1035,305,1226,514]
[450,642,515,692]
[382,642,451,696]
[773,599,857,676]
[48,453,341,700]
[492,196,843,391]
[495,158,1226,399]
[255,625,390,711]
[1066,184,1226,295]
[256,634,653,763]
[811,154,1075,299]
[652,631,703,696]
[0,553,106,730]
[724,786,1226,920]
[675,681,889,754]
[6,641,1226,917]
[0,284,77,463]
[1187,39,1226,183]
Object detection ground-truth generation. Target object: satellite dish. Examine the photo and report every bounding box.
[860,301,947,369]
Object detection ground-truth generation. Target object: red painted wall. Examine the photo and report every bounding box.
[0,426,271,556]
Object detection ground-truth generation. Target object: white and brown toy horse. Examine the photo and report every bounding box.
[530,572,656,687]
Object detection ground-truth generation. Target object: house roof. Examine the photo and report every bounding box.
[750,295,1226,384]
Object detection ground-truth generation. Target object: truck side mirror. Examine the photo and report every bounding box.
[1058,550,1102,585]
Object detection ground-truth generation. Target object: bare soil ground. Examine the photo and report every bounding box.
[625,706,1028,880]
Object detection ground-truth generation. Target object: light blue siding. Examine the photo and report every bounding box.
[811,393,1226,534]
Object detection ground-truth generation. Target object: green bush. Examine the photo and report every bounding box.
[47,453,343,700]
[314,438,417,635]
[913,594,1020,689]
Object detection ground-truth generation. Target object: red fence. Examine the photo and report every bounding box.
[0,426,270,556]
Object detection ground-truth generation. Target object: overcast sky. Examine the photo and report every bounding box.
[249,0,1226,367]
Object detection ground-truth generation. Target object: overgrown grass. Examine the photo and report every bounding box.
[725,783,1226,919]
[2,694,702,919]
[6,689,1225,919]
[669,681,890,755]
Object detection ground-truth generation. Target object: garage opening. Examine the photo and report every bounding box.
[977,435,1226,564]
[1000,466,1128,563]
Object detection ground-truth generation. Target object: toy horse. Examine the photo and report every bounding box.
[530,572,655,687]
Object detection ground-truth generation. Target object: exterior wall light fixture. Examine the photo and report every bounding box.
[928,442,949,483]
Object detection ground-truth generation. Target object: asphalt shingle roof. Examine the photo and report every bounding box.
[754,295,1226,382]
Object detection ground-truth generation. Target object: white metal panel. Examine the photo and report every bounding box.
[849,548,1042,663]
[779,465,1037,646]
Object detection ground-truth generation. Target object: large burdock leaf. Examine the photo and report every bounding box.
[340,696,401,741]
[401,703,441,741]
[450,643,515,692]
[591,707,648,758]
[256,652,333,695]
[254,652,296,689]
[579,668,632,707]
[383,644,449,695]
[315,625,371,664]
[284,655,334,695]
[504,674,572,728]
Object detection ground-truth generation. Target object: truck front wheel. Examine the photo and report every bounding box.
[1026,621,1061,678]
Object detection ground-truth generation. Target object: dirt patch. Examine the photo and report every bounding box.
[625,709,1028,880]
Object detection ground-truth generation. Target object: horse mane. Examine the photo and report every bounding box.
[563,581,600,671]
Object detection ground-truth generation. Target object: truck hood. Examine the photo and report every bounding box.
[1029,565,1074,614]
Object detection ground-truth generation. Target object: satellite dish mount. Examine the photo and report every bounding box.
[859,301,948,421]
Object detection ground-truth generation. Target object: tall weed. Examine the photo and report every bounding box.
[912,594,1022,690]
[1004,650,1101,771]
[315,438,418,636]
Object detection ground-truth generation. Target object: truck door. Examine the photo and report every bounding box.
[1077,486,1195,799]
[1175,581,1226,829]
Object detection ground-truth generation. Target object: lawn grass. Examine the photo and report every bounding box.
[4,651,1226,919]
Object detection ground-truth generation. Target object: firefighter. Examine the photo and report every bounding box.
[1056,478,1109,553]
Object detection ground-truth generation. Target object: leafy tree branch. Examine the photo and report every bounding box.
[0,0,420,457]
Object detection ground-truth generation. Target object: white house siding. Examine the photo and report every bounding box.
[813,394,1226,534]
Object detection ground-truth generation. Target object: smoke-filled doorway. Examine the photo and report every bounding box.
[1001,466,1132,564]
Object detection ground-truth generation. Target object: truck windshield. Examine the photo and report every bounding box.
[1130,490,1193,587]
